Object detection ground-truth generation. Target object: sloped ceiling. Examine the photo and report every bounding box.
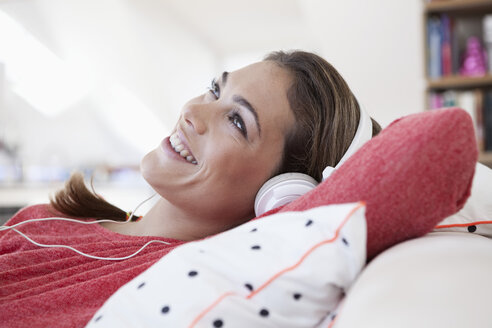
[156,0,310,56]
[0,0,315,121]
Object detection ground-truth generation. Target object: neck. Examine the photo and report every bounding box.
[101,196,231,240]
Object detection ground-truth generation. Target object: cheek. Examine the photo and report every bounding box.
[205,143,281,195]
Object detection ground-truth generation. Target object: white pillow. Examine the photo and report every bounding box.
[85,202,367,328]
[434,163,492,237]
[334,232,492,328]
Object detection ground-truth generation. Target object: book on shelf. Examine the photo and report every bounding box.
[428,15,442,79]
[484,90,492,151]
[485,15,492,72]
[428,89,492,151]
[441,14,453,76]
[427,13,491,79]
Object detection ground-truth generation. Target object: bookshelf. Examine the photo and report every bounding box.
[427,74,492,89]
[425,0,492,13]
[424,0,492,167]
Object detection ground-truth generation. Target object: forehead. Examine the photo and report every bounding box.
[228,61,295,137]
[229,61,291,96]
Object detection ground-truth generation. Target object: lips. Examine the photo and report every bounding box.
[169,130,197,164]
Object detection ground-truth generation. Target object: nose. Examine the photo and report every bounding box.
[182,102,209,135]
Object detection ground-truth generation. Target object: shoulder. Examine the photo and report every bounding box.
[6,204,58,225]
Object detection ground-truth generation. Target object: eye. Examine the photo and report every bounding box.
[207,78,220,99]
[228,111,248,138]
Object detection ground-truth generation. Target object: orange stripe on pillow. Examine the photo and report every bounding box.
[435,220,492,229]
[187,292,235,328]
[327,315,338,328]
[247,201,366,300]
[187,201,365,328]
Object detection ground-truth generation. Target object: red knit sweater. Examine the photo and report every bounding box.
[0,205,185,328]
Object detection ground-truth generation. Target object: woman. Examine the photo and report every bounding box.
[0,50,476,328]
[0,50,381,327]
[50,50,382,239]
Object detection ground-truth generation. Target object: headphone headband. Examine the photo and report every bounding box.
[322,106,373,180]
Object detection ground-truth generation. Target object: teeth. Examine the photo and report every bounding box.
[170,134,180,148]
[169,132,197,164]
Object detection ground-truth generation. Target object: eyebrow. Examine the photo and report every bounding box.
[220,71,262,137]
[233,95,262,137]
[221,71,229,85]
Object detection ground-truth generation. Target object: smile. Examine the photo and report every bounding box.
[169,132,197,164]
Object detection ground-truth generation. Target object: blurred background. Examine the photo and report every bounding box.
[0,0,451,221]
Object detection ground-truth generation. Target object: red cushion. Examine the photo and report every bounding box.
[277,108,477,260]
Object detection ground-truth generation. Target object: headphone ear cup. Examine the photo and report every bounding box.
[254,173,318,217]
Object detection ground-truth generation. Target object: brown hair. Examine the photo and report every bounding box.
[50,50,382,221]
[265,50,381,181]
[50,172,128,221]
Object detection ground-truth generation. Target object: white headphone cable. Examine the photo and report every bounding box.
[0,193,175,261]
[0,193,158,231]
[7,228,171,261]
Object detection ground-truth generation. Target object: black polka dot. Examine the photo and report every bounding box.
[244,283,254,291]
[188,270,198,277]
[251,245,261,250]
[161,306,170,314]
[213,319,223,327]
[259,308,269,317]
[250,228,257,232]
[468,225,477,233]
[331,314,337,321]
[305,219,313,227]
[342,237,349,246]
[94,315,102,322]
[293,293,302,300]
[137,282,146,289]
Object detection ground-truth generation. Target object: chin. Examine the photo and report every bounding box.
[139,150,185,202]
[140,151,152,179]
[140,149,163,187]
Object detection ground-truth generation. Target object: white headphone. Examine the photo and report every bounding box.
[254,106,373,217]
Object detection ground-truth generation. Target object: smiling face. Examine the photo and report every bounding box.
[141,61,295,229]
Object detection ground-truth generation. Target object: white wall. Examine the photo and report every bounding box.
[300,0,425,127]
